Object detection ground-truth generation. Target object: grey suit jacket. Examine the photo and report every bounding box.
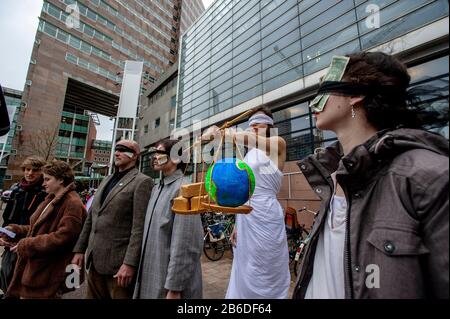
[73,168,154,275]
[133,169,203,299]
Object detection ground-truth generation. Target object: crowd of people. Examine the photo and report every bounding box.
[0,52,448,299]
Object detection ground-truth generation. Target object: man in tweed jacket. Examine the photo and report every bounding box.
[72,140,153,299]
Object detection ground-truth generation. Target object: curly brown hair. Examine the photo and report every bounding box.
[343,52,433,130]
[42,160,75,186]
[20,156,46,170]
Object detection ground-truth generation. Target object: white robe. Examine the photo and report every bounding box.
[226,148,290,299]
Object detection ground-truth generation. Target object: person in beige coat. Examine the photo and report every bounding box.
[72,140,154,299]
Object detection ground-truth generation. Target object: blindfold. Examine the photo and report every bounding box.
[317,81,403,98]
[115,145,136,154]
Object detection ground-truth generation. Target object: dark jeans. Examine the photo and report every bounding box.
[0,249,17,294]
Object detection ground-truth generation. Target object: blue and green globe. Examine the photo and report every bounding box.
[205,158,256,207]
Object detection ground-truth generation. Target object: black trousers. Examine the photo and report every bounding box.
[0,249,17,294]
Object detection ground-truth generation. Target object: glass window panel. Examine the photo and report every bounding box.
[78,58,89,68]
[277,114,311,135]
[84,25,95,37]
[301,0,354,36]
[303,24,358,64]
[44,22,57,37]
[68,35,81,49]
[47,4,61,19]
[263,43,301,71]
[283,130,314,161]
[263,52,302,82]
[303,39,360,75]
[300,0,336,24]
[273,102,309,122]
[56,29,68,43]
[233,84,262,106]
[233,62,261,86]
[360,1,449,50]
[80,41,91,54]
[355,0,397,20]
[298,0,320,14]
[409,56,449,83]
[234,73,262,95]
[263,67,303,93]
[234,22,259,48]
[86,9,97,21]
[261,18,299,51]
[210,88,232,104]
[302,10,356,49]
[66,53,78,64]
[261,2,298,38]
[211,78,233,94]
[233,42,261,66]
[358,0,432,35]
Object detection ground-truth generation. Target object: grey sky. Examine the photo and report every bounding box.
[0,0,213,141]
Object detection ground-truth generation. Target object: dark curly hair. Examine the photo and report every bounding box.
[344,52,446,130]
[42,160,74,186]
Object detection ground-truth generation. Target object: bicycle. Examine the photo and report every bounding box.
[202,212,235,261]
[287,207,317,277]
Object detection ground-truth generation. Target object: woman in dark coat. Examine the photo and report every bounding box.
[1,160,86,298]
[293,52,448,299]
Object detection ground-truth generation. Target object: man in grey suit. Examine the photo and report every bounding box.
[72,139,153,299]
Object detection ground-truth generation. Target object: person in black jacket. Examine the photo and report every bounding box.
[0,84,10,137]
[0,156,47,296]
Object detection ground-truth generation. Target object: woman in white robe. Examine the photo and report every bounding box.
[203,107,290,299]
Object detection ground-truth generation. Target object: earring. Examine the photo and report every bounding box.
[351,105,356,118]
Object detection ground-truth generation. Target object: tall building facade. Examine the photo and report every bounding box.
[0,88,22,189]
[180,0,206,35]
[5,0,204,186]
[176,0,449,220]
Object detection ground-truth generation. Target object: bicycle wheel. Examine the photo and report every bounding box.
[203,236,226,261]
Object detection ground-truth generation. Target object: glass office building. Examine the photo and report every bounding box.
[176,0,449,162]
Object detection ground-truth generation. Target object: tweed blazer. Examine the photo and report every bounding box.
[73,168,154,275]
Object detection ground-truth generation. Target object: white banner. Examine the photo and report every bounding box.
[117,61,143,119]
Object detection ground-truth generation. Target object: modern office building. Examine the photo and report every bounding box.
[176,0,449,221]
[138,64,178,164]
[0,88,22,189]
[5,0,205,187]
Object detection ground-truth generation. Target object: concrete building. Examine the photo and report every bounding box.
[5,0,205,187]
[138,64,178,176]
[175,0,449,225]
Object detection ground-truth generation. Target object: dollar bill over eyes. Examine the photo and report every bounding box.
[310,56,350,113]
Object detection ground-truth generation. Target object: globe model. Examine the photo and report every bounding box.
[205,158,255,207]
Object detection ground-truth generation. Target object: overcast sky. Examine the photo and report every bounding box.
[0,0,213,140]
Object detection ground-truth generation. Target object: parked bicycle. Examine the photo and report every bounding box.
[286,207,317,277]
[202,212,235,261]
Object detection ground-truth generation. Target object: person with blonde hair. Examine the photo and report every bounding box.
[0,156,47,296]
[1,160,86,298]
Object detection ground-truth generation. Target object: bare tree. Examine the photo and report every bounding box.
[26,125,59,161]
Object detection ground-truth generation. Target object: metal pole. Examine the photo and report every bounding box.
[108,116,118,175]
